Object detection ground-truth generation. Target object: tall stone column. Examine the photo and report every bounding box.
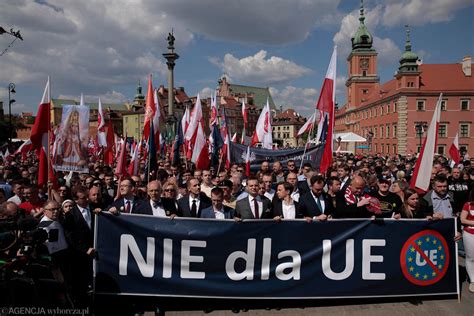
[163,31,179,143]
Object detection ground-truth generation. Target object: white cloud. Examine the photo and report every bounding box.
[270,86,318,117]
[373,36,402,66]
[382,0,473,27]
[211,50,312,85]
[58,90,128,104]
[199,87,214,99]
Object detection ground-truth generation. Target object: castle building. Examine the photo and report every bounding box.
[334,2,473,156]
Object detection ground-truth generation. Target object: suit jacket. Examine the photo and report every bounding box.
[200,205,235,219]
[272,199,302,218]
[234,195,272,219]
[63,205,94,255]
[297,180,311,196]
[108,197,145,214]
[298,191,335,218]
[140,197,179,217]
[177,193,212,218]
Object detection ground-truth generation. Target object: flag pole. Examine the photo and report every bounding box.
[47,76,52,197]
[298,110,317,174]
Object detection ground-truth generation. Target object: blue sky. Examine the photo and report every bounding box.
[0,0,473,117]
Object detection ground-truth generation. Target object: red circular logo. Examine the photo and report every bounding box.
[400,230,450,286]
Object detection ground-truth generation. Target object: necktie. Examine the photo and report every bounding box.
[316,196,323,214]
[83,208,91,228]
[254,198,259,219]
[191,199,197,217]
[125,200,131,213]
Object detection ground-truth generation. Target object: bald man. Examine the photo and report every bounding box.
[141,180,178,218]
[335,175,373,218]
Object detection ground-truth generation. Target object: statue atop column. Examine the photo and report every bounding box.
[167,31,175,50]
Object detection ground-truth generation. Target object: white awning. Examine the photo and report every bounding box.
[334,132,366,143]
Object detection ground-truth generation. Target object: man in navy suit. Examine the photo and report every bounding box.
[200,187,234,219]
[298,175,334,221]
[107,177,145,214]
[177,178,211,218]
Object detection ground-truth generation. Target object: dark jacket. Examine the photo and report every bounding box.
[298,191,335,218]
[272,199,302,218]
[177,193,212,218]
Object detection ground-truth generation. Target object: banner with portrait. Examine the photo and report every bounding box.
[53,104,90,173]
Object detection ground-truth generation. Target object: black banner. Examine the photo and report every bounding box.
[94,214,458,299]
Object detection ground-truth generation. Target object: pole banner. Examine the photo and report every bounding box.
[94,214,457,299]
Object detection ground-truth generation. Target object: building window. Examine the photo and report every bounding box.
[386,104,389,114]
[393,124,397,138]
[393,102,397,113]
[380,126,384,139]
[461,99,470,111]
[460,145,468,154]
[386,125,390,138]
[381,144,384,153]
[362,71,367,77]
[440,100,447,111]
[437,145,445,155]
[362,89,368,94]
[393,144,397,154]
[460,124,470,137]
[387,144,390,154]
[438,124,447,138]
[374,144,377,153]
[417,100,425,111]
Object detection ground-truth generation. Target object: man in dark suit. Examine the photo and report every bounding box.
[177,178,211,218]
[298,175,334,221]
[107,177,145,214]
[200,187,234,219]
[272,182,301,220]
[103,172,117,200]
[141,180,178,218]
[63,187,95,307]
[234,177,272,219]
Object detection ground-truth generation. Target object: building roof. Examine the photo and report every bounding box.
[337,62,474,114]
[228,83,276,110]
[272,109,306,126]
[51,98,129,111]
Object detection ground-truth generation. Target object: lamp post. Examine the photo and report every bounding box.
[8,83,16,143]
[414,122,428,153]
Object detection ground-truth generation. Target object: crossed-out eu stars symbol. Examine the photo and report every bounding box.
[406,235,446,283]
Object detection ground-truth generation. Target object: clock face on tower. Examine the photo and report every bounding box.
[360,58,369,70]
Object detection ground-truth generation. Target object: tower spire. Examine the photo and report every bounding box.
[404,24,412,52]
[359,0,365,23]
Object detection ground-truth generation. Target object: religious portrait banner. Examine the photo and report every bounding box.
[53,104,90,173]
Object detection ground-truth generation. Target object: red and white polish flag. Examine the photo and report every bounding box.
[449,132,461,165]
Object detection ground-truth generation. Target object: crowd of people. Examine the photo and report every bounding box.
[0,149,473,308]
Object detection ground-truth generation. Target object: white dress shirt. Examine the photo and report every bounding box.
[264,189,275,201]
[248,195,263,218]
[291,190,300,203]
[213,208,225,220]
[282,200,296,219]
[150,200,166,217]
[189,195,201,212]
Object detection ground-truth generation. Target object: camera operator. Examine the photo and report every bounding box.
[38,200,69,283]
